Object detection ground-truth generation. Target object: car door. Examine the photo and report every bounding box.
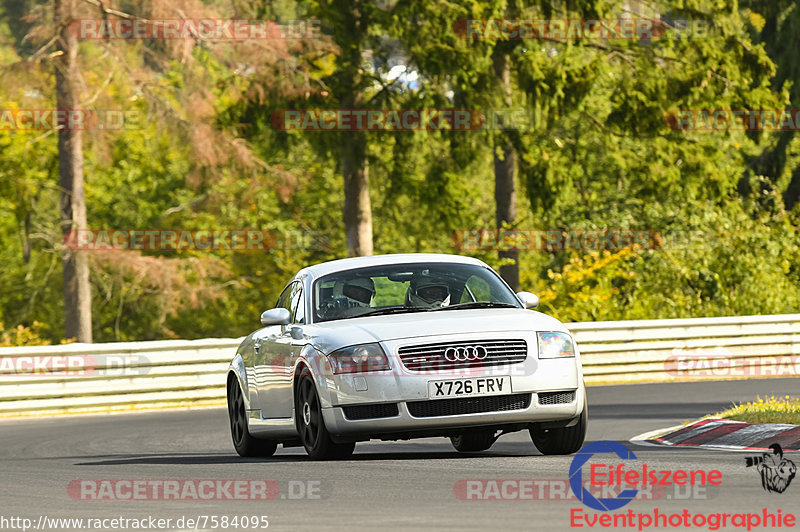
[252,282,296,420]
[269,281,309,419]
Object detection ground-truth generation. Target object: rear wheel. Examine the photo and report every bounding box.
[450,430,497,452]
[228,377,277,458]
[296,367,355,460]
[530,405,587,455]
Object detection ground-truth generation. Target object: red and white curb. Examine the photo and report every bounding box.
[631,418,800,452]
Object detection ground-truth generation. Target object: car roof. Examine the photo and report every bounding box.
[297,253,488,280]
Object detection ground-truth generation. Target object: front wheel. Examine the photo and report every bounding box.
[228,377,277,458]
[295,367,355,460]
[530,405,588,455]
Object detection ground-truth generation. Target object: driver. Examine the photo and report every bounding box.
[334,277,375,308]
[406,275,451,308]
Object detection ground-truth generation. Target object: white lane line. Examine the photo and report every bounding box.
[629,423,687,444]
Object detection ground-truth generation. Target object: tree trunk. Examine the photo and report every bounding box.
[493,51,519,291]
[339,30,372,257]
[783,166,800,211]
[55,0,92,342]
[341,130,372,257]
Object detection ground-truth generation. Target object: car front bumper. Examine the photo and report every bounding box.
[321,385,585,438]
[314,331,585,438]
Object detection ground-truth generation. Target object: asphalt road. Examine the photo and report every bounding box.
[2,378,799,531]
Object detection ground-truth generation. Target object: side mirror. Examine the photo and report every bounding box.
[261,308,291,326]
[516,291,539,309]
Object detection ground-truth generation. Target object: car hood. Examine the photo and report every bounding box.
[305,308,570,354]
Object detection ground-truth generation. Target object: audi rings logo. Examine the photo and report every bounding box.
[444,345,488,362]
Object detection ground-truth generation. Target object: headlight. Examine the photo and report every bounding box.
[327,343,391,374]
[537,332,575,358]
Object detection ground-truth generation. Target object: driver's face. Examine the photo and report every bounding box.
[415,284,448,303]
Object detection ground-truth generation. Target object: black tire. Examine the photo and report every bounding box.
[530,405,588,455]
[295,367,355,460]
[450,430,497,452]
[228,376,278,458]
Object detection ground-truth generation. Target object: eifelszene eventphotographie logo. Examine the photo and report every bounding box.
[568,440,723,512]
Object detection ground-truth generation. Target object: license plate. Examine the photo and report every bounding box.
[427,376,511,399]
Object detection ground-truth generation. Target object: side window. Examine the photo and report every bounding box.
[291,284,305,324]
[276,283,294,315]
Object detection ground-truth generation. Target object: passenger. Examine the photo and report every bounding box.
[406,276,451,308]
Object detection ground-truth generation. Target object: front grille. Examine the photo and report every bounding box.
[398,339,528,371]
[342,403,399,420]
[406,393,531,418]
[537,391,576,405]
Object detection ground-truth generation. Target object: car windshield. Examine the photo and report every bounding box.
[312,262,521,323]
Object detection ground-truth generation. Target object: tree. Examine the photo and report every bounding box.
[304,0,379,256]
[493,48,519,290]
[336,2,372,256]
[3,0,800,343]
[55,0,92,342]
[1,0,318,341]
[738,0,800,211]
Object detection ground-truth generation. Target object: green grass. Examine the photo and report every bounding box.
[715,395,800,424]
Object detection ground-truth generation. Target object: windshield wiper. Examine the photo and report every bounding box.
[434,302,520,311]
[362,306,431,317]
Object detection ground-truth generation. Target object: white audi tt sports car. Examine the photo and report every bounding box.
[227,253,587,460]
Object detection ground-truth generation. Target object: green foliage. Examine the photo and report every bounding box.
[716,395,800,424]
[529,201,800,323]
[0,321,51,347]
[0,0,799,342]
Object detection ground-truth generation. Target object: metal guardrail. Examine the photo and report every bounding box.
[0,314,798,416]
[571,314,800,384]
[0,338,239,416]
